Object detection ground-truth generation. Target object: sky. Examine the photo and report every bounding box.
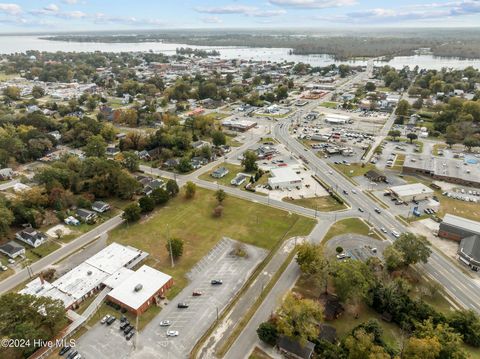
[0,0,480,33]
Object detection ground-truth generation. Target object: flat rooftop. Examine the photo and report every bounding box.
[53,262,107,301]
[102,267,135,289]
[269,167,302,185]
[404,155,480,184]
[108,265,172,310]
[390,183,433,197]
[443,214,480,235]
[85,242,141,275]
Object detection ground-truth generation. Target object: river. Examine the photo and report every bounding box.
[1,35,480,70]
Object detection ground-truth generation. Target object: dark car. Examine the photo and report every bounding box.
[358,208,364,213]
[106,316,116,326]
[59,346,71,356]
[124,325,134,335]
[66,351,78,359]
[120,321,130,330]
[211,279,223,285]
[120,315,127,322]
[343,190,348,195]
[177,302,189,308]
[126,330,135,341]
[192,291,202,296]
[374,208,381,214]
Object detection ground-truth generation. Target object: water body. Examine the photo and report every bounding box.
[1,35,480,70]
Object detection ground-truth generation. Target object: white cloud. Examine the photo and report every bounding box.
[62,0,79,4]
[0,3,22,15]
[201,16,223,24]
[60,10,86,18]
[269,0,356,9]
[43,4,60,13]
[195,4,286,17]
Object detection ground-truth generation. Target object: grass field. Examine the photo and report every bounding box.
[332,162,375,178]
[391,154,406,171]
[108,187,316,298]
[320,101,338,109]
[323,218,381,243]
[25,241,61,262]
[283,196,346,212]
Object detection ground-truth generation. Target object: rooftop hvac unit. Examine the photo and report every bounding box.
[134,284,143,292]
[87,270,92,275]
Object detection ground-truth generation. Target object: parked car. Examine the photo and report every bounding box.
[124,325,134,335]
[159,320,171,327]
[177,302,189,308]
[391,230,400,238]
[59,346,71,355]
[106,316,116,326]
[358,208,364,213]
[211,279,223,285]
[126,330,135,341]
[66,351,78,359]
[380,227,387,234]
[120,321,129,330]
[192,291,203,296]
[374,208,381,214]
[100,315,110,324]
[167,330,179,337]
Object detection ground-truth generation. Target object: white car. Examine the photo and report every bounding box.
[159,320,171,327]
[391,230,400,238]
[167,330,179,337]
[380,227,387,234]
[100,315,110,324]
[351,189,357,194]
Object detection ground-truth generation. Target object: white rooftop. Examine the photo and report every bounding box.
[86,242,141,275]
[53,262,107,301]
[108,265,172,311]
[269,167,302,185]
[102,267,135,289]
[390,183,433,197]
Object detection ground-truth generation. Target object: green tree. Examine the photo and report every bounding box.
[404,336,442,359]
[449,310,480,347]
[257,321,279,346]
[139,196,155,213]
[166,237,184,259]
[383,245,405,271]
[0,205,14,237]
[331,260,373,307]
[122,151,139,172]
[31,85,45,99]
[215,189,226,204]
[115,172,140,200]
[3,86,21,100]
[242,150,258,172]
[388,130,401,141]
[176,157,193,173]
[212,131,227,147]
[296,242,330,293]
[185,181,196,199]
[365,82,376,92]
[343,329,390,359]
[151,187,170,205]
[393,233,431,267]
[84,134,107,158]
[122,203,141,223]
[407,133,418,143]
[463,136,480,152]
[276,293,323,344]
[414,319,466,359]
[166,179,179,197]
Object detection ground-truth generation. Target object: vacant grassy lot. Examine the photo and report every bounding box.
[109,187,316,297]
[323,218,380,242]
[283,196,346,212]
[320,101,338,109]
[332,162,375,178]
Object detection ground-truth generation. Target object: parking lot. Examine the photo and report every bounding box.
[325,233,388,262]
[75,238,267,359]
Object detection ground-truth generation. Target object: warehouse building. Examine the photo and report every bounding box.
[107,265,173,315]
[268,167,302,189]
[222,118,257,132]
[403,155,480,188]
[439,214,480,242]
[324,114,351,125]
[389,183,433,202]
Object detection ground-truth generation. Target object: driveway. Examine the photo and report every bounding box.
[325,233,388,261]
[75,238,267,359]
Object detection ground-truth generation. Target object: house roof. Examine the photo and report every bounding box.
[364,169,385,179]
[277,335,315,359]
[0,241,25,255]
[460,235,480,262]
[318,324,337,344]
[77,208,96,218]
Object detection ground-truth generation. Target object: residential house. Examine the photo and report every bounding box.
[76,208,97,224]
[277,335,315,359]
[0,241,25,259]
[139,177,166,196]
[164,158,179,169]
[231,173,248,186]
[92,201,111,213]
[15,228,48,248]
[211,167,229,179]
[64,216,80,226]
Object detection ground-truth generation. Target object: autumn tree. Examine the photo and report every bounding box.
[296,242,330,293]
[185,181,197,199]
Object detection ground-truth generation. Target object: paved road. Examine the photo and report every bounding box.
[0,215,124,294]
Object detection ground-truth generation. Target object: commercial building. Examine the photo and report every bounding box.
[268,167,302,190]
[324,114,351,125]
[364,170,386,183]
[222,118,257,132]
[403,155,480,188]
[389,183,433,202]
[458,235,480,270]
[439,214,480,242]
[107,265,173,315]
[20,243,146,309]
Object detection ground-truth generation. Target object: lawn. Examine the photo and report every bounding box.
[283,196,346,212]
[332,162,375,178]
[25,241,61,262]
[323,218,381,243]
[320,101,339,109]
[226,134,243,147]
[391,154,406,171]
[108,187,316,298]
[432,143,447,156]
[199,163,250,187]
[249,347,273,359]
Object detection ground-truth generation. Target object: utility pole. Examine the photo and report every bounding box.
[167,224,174,268]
